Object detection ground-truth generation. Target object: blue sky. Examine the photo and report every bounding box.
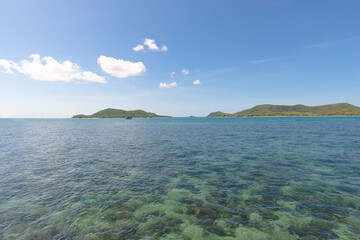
[0,0,359,117]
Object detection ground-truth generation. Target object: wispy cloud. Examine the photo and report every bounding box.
[249,57,286,64]
[181,69,189,75]
[303,42,332,49]
[302,36,359,49]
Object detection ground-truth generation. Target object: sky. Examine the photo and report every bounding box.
[0,0,359,117]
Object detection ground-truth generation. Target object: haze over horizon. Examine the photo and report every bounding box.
[1,0,360,118]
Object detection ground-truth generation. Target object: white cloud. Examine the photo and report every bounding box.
[143,38,168,51]
[193,79,201,85]
[97,55,146,79]
[181,69,189,75]
[0,54,106,83]
[144,39,159,51]
[159,82,177,88]
[170,72,176,78]
[0,59,15,74]
[76,71,106,83]
[132,44,144,52]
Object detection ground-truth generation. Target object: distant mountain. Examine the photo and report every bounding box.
[209,103,360,117]
[207,111,228,117]
[72,108,170,118]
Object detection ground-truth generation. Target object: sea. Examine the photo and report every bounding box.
[0,117,359,240]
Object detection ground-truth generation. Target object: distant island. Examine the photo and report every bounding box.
[208,103,360,117]
[207,111,229,117]
[72,108,170,118]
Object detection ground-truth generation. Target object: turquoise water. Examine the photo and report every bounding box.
[0,117,360,239]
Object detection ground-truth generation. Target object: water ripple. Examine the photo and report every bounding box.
[0,117,360,239]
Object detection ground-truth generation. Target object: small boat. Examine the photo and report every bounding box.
[125,116,133,119]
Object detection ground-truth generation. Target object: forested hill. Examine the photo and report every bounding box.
[209,103,360,117]
[72,108,170,118]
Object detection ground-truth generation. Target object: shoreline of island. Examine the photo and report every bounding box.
[71,103,360,119]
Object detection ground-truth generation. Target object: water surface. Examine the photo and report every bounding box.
[0,117,359,239]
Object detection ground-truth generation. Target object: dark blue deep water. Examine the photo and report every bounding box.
[0,117,360,239]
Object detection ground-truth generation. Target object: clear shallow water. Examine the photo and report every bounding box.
[0,117,360,240]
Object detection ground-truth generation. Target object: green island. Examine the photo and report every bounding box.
[207,111,229,117]
[72,108,170,118]
[208,103,360,117]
